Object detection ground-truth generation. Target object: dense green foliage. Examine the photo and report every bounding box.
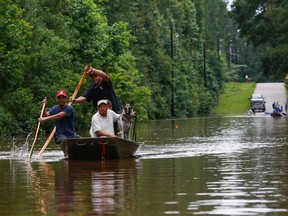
[0,0,150,137]
[103,0,235,117]
[0,0,268,138]
[230,0,288,79]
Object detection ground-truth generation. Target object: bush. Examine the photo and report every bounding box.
[1,88,39,136]
[0,107,14,138]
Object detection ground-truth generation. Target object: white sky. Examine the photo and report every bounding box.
[226,0,234,11]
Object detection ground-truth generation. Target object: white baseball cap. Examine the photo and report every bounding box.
[97,99,108,106]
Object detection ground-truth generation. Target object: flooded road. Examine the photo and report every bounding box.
[253,82,286,114]
[1,115,288,215]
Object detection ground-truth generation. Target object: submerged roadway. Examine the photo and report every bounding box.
[253,83,287,114]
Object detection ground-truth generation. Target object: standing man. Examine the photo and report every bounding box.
[38,90,80,145]
[71,65,121,113]
[90,99,120,138]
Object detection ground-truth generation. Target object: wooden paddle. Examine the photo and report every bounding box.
[29,97,46,160]
[38,69,88,157]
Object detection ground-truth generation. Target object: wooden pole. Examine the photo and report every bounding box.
[29,98,46,160]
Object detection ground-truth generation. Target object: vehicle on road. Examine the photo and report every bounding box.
[250,94,266,112]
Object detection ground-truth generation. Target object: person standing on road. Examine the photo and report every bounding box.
[70,65,121,113]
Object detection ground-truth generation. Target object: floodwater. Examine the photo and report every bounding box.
[1,115,288,215]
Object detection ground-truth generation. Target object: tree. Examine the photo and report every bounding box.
[0,0,150,137]
[0,0,34,138]
[0,0,32,94]
[230,0,288,78]
[68,0,150,122]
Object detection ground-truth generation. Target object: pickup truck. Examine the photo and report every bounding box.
[250,94,266,112]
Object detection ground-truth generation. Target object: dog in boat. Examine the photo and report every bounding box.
[117,101,136,140]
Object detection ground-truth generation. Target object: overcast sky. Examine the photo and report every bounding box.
[226,0,234,11]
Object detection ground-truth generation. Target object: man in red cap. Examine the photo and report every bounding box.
[38,90,80,147]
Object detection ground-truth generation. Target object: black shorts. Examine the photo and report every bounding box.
[54,134,81,144]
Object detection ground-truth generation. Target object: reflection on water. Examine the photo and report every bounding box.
[0,116,288,215]
[27,159,140,215]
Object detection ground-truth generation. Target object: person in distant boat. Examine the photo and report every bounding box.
[38,90,80,145]
[272,102,282,115]
[89,99,120,138]
[247,108,255,115]
[70,65,121,113]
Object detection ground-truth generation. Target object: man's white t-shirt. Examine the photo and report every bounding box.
[90,110,120,138]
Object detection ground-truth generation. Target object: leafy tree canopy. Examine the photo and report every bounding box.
[230,0,288,77]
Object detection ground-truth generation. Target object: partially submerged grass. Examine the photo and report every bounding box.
[215,82,256,115]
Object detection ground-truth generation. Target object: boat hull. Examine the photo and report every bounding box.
[271,112,282,117]
[61,137,142,160]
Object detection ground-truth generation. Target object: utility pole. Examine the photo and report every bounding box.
[217,32,221,62]
[227,34,231,69]
[203,41,207,88]
[170,19,175,117]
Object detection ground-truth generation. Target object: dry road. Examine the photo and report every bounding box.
[253,83,287,114]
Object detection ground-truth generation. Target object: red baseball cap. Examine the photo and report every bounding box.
[56,90,67,98]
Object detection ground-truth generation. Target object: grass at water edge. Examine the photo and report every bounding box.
[214,82,256,115]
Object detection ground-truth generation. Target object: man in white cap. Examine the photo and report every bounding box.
[38,90,80,145]
[90,99,120,138]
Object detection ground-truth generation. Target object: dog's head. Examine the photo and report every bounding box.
[122,101,135,116]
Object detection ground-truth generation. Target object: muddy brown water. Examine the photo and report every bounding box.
[1,115,288,215]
